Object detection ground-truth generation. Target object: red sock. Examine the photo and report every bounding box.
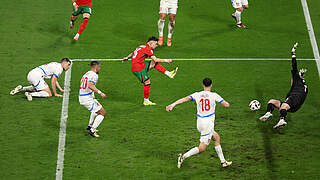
[154,63,167,73]
[144,84,151,99]
[70,16,73,21]
[78,18,89,35]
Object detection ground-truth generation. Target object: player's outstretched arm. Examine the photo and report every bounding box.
[220,101,230,108]
[166,96,192,112]
[291,42,298,72]
[51,76,62,97]
[122,53,133,63]
[151,56,172,63]
[88,82,107,99]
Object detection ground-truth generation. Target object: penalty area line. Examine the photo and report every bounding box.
[71,58,315,62]
[55,63,72,180]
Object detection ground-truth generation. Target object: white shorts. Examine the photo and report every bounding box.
[159,0,178,14]
[27,69,48,91]
[232,0,248,9]
[79,98,102,113]
[197,116,215,145]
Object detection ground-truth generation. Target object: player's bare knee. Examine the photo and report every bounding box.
[212,132,220,144]
[98,108,106,116]
[280,103,290,110]
[144,79,151,85]
[237,8,242,12]
[169,15,175,22]
[83,13,91,19]
[243,5,248,9]
[160,14,166,20]
[198,143,207,152]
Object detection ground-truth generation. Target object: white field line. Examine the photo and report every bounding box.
[56,63,73,180]
[71,58,315,62]
[301,0,320,78]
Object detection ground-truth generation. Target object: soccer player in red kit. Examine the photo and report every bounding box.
[70,0,92,41]
[122,36,179,106]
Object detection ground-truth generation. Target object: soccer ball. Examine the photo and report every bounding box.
[249,100,261,111]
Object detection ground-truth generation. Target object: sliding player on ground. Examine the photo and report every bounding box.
[157,0,178,46]
[122,36,178,106]
[231,0,249,28]
[79,61,107,137]
[70,0,92,41]
[260,43,308,129]
[166,78,232,168]
[10,58,71,101]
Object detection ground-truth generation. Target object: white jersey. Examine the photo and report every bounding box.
[79,71,99,101]
[160,0,178,8]
[189,91,224,118]
[36,62,63,79]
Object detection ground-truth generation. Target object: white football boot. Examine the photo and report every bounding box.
[143,100,156,106]
[73,33,80,41]
[222,161,232,167]
[273,119,287,129]
[10,85,22,95]
[177,153,184,168]
[259,112,273,121]
[169,67,178,79]
[25,92,32,101]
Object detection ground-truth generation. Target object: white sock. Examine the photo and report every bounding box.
[89,112,97,126]
[164,70,171,77]
[92,115,104,130]
[168,21,175,38]
[22,86,36,92]
[235,10,241,24]
[183,147,199,159]
[215,145,226,163]
[158,19,165,37]
[30,91,49,97]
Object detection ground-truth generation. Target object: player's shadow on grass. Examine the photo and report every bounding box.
[255,84,279,179]
[37,22,74,48]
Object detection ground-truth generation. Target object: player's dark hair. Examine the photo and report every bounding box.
[61,58,71,63]
[90,61,100,67]
[147,36,159,42]
[203,78,212,87]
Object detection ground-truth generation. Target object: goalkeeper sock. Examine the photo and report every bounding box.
[280,109,287,120]
[267,103,275,113]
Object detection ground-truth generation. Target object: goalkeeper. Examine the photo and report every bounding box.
[259,43,308,128]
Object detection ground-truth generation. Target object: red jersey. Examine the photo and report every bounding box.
[131,44,155,72]
[76,0,92,7]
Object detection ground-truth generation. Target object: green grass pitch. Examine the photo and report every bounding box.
[1,0,320,179]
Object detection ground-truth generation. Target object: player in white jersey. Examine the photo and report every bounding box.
[166,78,232,168]
[10,58,71,101]
[231,0,249,28]
[157,0,178,46]
[79,61,107,138]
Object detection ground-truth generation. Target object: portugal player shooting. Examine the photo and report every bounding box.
[260,43,308,129]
